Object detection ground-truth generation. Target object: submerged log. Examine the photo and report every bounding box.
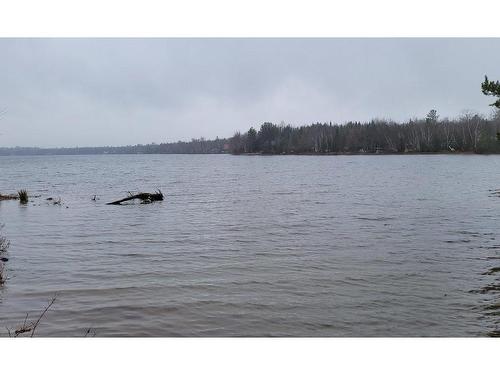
[106,190,164,205]
[1,191,39,201]
[0,194,18,201]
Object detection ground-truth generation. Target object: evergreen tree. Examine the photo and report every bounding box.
[426,109,439,123]
[246,127,257,153]
[482,75,500,109]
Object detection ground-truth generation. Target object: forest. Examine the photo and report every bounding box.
[229,77,500,155]
[227,110,500,154]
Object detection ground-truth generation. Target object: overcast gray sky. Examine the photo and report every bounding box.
[0,38,499,147]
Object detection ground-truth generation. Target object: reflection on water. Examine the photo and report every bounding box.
[1,154,500,336]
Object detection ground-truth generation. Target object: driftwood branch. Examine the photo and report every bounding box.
[7,294,57,337]
[0,194,18,201]
[0,192,40,201]
[106,190,163,205]
[30,294,57,337]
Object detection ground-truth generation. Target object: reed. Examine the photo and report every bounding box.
[18,189,28,204]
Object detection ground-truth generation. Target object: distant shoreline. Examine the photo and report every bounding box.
[5,114,500,156]
[0,151,494,157]
[3,112,500,156]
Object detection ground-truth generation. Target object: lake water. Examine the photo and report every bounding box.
[0,154,499,336]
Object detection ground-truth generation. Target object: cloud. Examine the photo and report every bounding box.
[0,38,498,147]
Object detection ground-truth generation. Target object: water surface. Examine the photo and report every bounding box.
[1,154,499,336]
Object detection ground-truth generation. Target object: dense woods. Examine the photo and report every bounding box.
[228,110,500,154]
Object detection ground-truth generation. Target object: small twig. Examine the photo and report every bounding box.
[14,325,32,336]
[14,312,33,337]
[30,294,57,337]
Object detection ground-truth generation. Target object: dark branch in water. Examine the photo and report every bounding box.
[1,190,33,203]
[106,190,164,205]
[0,193,19,201]
[30,294,57,337]
[6,294,57,337]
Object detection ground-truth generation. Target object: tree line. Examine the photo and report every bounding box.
[0,137,228,156]
[2,111,500,156]
[228,110,500,154]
